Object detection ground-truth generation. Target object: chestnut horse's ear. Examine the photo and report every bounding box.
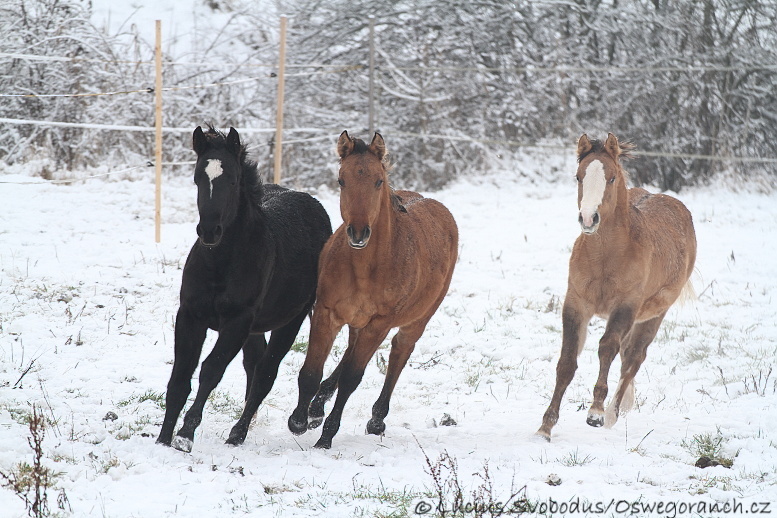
[227,127,241,157]
[577,134,592,158]
[369,132,386,161]
[193,126,207,154]
[337,130,354,159]
[604,132,621,159]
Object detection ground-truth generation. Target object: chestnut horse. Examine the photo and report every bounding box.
[288,131,458,449]
[537,133,696,441]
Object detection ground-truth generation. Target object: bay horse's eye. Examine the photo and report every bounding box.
[375,179,384,188]
[338,178,344,187]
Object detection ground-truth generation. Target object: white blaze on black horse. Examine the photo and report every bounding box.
[537,133,697,441]
[157,126,332,452]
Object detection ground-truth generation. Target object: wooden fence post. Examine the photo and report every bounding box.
[368,15,375,135]
[273,16,288,185]
[154,20,163,243]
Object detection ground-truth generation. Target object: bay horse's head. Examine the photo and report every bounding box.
[336,131,393,249]
[575,133,632,234]
[192,126,245,247]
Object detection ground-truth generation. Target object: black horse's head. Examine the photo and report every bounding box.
[192,126,246,247]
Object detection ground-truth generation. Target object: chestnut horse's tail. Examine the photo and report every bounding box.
[676,277,697,306]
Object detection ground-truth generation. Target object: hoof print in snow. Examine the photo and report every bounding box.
[102,411,118,422]
[546,474,562,486]
[440,413,457,426]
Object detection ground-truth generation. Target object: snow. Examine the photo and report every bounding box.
[1,151,776,516]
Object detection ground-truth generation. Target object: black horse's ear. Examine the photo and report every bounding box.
[337,130,354,159]
[193,126,207,154]
[577,134,592,159]
[369,132,386,161]
[227,127,241,156]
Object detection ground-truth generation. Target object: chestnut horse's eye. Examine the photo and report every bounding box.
[375,179,384,188]
[575,175,581,183]
[338,178,344,187]
[609,176,615,184]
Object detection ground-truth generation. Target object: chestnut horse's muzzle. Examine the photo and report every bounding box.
[578,211,600,234]
[346,224,371,249]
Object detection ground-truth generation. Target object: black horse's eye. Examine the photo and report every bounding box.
[338,178,344,187]
[375,179,384,188]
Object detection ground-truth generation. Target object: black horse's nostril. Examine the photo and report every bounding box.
[214,225,223,239]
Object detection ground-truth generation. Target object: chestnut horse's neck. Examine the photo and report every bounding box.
[583,169,631,246]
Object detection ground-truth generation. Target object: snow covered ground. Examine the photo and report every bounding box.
[1,150,776,517]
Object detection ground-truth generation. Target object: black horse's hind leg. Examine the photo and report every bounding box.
[308,327,359,429]
[226,309,309,446]
[171,312,253,452]
[242,333,266,400]
[158,307,208,446]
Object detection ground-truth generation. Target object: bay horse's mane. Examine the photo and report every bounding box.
[340,135,406,213]
[202,124,264,206]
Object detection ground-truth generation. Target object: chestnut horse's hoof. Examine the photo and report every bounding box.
[586,414,604,427]
[288,415,308,436]
[534,430,551,442]
[171,435,193,453]
[365,418,385,436]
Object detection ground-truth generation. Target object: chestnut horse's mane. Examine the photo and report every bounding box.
[577,138,636,163]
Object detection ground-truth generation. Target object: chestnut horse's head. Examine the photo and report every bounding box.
[336,131,391,249]
[192,126,244,247]
[575,133,632,234]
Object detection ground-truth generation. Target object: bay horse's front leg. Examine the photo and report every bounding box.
[288,308,342,435]
[537,299,591,441]
[308,327,360,429]
[171,311,253,452]
[158,306,208,446]
[587,305,636,427]
[314,322,391,449]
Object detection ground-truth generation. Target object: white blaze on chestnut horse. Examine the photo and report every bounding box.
[537,133,697,441]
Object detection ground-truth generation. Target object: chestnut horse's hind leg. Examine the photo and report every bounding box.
[241,333,266,400]
[314,323,391,449]
[172,311,253,452]
[587,306,636,427]
[158,307,208,446]
[308,327,361,429]
[604,311,666,428]
[366,322,425,436]
[537,300,592,441]
[226,309,308,446]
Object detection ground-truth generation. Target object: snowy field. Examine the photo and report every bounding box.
[1,150,776,517]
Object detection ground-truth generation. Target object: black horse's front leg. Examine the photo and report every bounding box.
[158,306,208,446]
[171,311,253,452]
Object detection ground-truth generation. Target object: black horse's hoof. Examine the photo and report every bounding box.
[313,437,332,449]
[365,418,385,436]
[288,416,308,436]
[308,416,323,429]
[171,435,194,453]
[156,437,172,447]
[225,433,245,446]
[586,414,604,427]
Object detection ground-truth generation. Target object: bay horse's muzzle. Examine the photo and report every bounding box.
[196,223,224,248]
[346,224,371,249]
[578,211,600,234]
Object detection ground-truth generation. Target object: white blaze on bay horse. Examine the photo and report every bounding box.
[537,133,697,441]
[288,131,458,449]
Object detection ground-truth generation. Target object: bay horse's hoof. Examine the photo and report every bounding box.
[365,418,385,436]
[313,437,332,449]
[586,414,604,427]
[171,435,194,453]
[288,415,308,436]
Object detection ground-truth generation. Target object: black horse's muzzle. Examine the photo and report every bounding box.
[197,223,223,248]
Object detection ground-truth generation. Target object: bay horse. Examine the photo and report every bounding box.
[157,126,332,452]
[287,131,458,449]
[537,133,696,441]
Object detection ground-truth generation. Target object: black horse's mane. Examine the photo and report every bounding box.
[203,125,264,206]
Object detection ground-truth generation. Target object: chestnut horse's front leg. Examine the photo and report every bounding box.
[537,296,592,441]
[288,307,342,435]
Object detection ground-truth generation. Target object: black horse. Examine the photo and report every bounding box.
[157,126,332,452]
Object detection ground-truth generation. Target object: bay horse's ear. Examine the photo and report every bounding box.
[227,127,241,157]
[369,132,386,161]
[604,132,621,159]
[193,126,207,154]
[577,134,592,158]
[337,130,354,159]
